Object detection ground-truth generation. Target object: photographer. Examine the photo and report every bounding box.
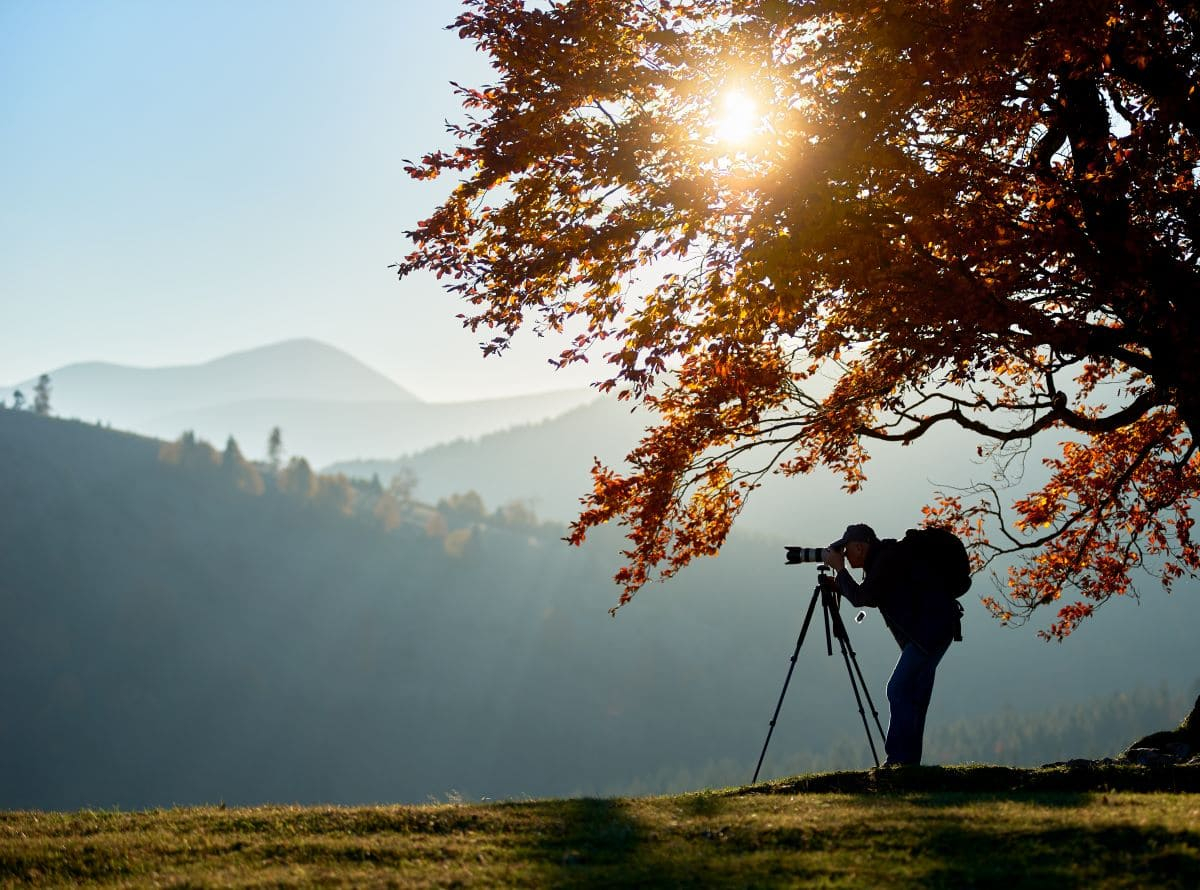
[821,523,961,766]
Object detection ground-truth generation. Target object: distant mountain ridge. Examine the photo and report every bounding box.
[2,339,597,466]
[3,339,418,422]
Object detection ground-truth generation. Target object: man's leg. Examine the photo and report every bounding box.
[884,641,948,765]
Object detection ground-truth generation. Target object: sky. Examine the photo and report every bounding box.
[0,0,598,402]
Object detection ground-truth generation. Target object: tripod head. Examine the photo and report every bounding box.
[814,564,866,624]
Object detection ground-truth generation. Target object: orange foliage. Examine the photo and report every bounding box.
[399,1,1200,629]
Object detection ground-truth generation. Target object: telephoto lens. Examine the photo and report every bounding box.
[785,546,830,564]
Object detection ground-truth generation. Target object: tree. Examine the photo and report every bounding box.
[437,491,488,531]
[388,469,418,503]
[32,374,51,416]
[277,456,318,500]
[399,1,1200,644]
[11,390,25,411]
[314,474,356,516]
[496,499,541,530]
[159,431,221,473]
[267,427,284,471]
[222,436,265,496]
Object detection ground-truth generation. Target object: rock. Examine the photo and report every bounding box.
[1127,748,1170,767]
[1164,741,1193,760]
[1122,741,1194,767]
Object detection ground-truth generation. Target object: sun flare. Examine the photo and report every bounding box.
[711,89,759,146]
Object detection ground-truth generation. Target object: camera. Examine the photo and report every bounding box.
[785,543,842,565]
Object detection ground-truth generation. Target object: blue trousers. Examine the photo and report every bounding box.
[884,640,950,766]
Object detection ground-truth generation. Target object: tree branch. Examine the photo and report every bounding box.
[862,388,1162,444]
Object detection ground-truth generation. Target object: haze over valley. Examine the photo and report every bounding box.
[2,347,1198,810]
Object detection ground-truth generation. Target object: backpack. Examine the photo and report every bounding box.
[900,526,972,598]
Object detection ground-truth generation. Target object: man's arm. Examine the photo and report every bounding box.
[822,548,877,607]
[835,568,878,608]
[823,545,902,608]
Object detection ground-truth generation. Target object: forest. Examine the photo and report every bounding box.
[1,409,1196,810]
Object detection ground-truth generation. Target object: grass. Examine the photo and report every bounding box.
[2,765,1199,888]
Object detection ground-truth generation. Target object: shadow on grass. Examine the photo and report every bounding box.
[529,797,697,889]
[529,793,1200,889]
[916,823,1200,890]
[675,791,728,818]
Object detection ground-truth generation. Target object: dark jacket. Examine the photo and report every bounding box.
[835,538,960,653]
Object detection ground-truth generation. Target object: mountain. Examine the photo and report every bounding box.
[2,410,1197,811]
[2,339,597,466]
[4,339,417,423]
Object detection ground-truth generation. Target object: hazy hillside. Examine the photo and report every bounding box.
[141,388,601,468]
[0,410,855,808]
[2,339,596,466]
[326,397,649,512]
[327,395,1053,548]
[2,410,1197,811]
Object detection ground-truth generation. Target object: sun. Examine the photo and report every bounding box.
[711,89,759,146]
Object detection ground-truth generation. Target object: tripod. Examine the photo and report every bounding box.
[752,565,886,783]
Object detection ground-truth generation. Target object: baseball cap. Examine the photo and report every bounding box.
[831,523,877,549]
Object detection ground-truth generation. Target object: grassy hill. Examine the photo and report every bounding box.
[3,765,1199,888]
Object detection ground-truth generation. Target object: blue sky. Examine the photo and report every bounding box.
[1,0,597,401]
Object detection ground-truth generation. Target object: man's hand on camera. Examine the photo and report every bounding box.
[822,548,845,571]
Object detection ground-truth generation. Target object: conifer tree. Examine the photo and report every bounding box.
[32,374,51,416]
[267,427,284,471]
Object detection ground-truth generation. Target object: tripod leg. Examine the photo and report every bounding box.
[845,638,886,742]
[823,592,833,656]
[752,585,821,784]
[830,601,886,742]
[834,632,881,768]
[824,590,885,768]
